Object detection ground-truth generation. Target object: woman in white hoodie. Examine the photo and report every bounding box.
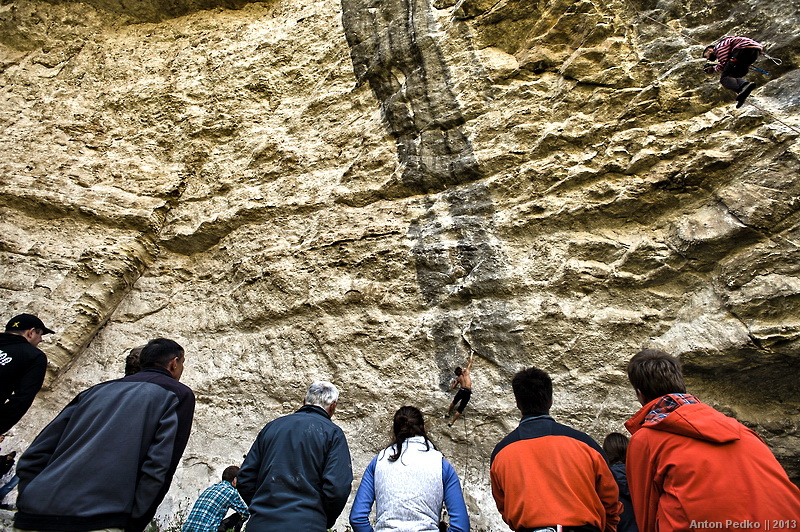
[349,406,469,532]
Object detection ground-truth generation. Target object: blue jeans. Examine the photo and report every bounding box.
[0,475,19,501]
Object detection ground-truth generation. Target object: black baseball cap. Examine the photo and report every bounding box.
[6,314,55,335]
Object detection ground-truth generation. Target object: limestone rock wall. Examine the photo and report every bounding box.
[1,0,799,528]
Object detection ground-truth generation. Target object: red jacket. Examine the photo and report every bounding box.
[491,415,622,532]
[625,395,800,532]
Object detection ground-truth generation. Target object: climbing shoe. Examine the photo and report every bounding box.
[736,82,755,108]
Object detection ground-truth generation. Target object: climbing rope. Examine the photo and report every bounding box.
[744,99,800,135]
[619,0,703,45]
[615,0,798,134]
[620,0,783,70]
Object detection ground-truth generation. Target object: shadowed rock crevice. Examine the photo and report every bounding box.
[341,0,482,196]
[409,184,526,384]
[341,0,523,383]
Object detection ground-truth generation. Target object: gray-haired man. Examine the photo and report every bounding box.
[237,381,353,532]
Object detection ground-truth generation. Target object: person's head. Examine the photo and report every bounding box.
[5,314,54,347]
[124,346,144,376]
[512,367,553,416]
[602,432,629,465]
[627,349,686,404]
[222,465,240,486]
[389,405,430,462]
[139,338,185,381]
[702,45,716,60]
[304,381,339,417]
[454,367,463,376]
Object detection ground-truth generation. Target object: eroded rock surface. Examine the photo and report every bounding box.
[1,0,798,528]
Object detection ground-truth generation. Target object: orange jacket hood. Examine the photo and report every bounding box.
[625,396,743,444]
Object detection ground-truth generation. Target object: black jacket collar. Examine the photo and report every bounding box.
[298,404,331,419]
[140,366,173,378]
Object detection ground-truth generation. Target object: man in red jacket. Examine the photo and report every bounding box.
[625,350,800,532]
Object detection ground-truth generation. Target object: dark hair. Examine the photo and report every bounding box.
[602,432,629,465]
[389,406,430,462]
[124,346,144,376]
[512,367,552,416]
[454,367,462,376]
[703,45,716,59]
[627,349,686,403]
[222,465,240,483]
[139,338,184,369]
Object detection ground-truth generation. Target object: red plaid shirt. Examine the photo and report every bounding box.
[643,393,700,425]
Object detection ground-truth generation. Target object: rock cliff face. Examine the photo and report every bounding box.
[1,0,799,528]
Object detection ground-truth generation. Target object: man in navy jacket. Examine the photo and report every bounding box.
[237,381,353,532]
[14,338,195,532]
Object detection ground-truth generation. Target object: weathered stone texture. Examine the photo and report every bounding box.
[1,0,799,528]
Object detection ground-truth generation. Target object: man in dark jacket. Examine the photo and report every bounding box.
[237,381,353,532]
[14,337,195,532]
[0,313,54,434]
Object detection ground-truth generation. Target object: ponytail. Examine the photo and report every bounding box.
[388,406,430,462]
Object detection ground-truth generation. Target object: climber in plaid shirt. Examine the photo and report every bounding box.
[702,36,763,108]
[182,466,249,532]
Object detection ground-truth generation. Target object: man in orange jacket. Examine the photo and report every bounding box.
[625,350,800,532]
[491,367,621,532]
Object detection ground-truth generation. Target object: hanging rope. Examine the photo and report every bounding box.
[744,99,800,135]
[620,0,702,45]
[620,0,784,70]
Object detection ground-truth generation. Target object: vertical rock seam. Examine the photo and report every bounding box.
[340,0,480,195]
[340,0,526,382]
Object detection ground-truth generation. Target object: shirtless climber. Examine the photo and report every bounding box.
[446,352,473,427]
[703,36,763,108]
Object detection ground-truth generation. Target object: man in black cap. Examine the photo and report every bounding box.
[0,314,54,434]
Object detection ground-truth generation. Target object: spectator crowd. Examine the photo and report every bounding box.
[1,312,798,532]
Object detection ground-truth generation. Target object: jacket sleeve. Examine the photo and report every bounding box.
[442,458,469,532]
[595,457,622,532]
[322,427,354,528]
[489,458,506,521]
[713,38,733,70]
[16,392,81,491]
[349,456,377,532]
[626,432,660,532]
[236,436,263,506]
[0,352,46,434]
[127,399,181,532]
